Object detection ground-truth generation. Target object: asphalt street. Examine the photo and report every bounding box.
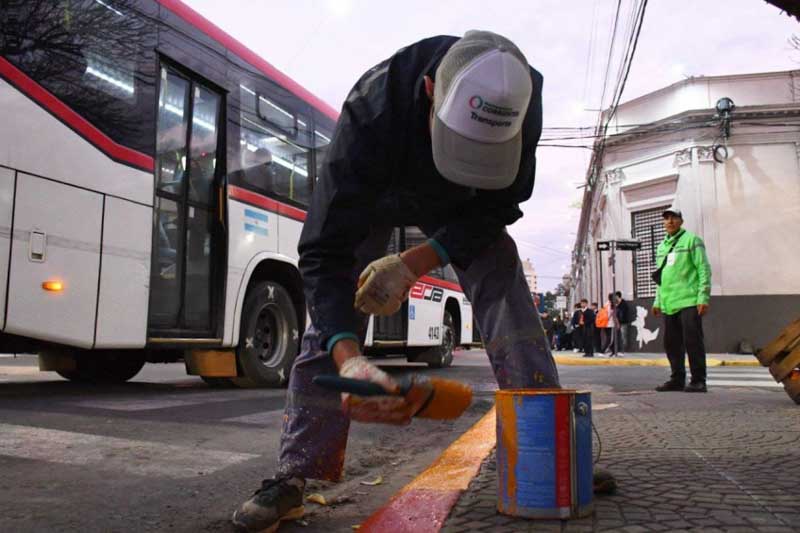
[0,351,787,532]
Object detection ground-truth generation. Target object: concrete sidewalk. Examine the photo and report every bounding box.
[552,350,760,367]
[440,388,800,532]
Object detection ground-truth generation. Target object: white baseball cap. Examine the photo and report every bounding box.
[432,30,533,190]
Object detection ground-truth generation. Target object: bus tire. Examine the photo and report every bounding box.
[232,281,298,388]
[407,310,455,369]
[53,350,145,383]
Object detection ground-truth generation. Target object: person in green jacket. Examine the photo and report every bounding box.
[653,206,712,393]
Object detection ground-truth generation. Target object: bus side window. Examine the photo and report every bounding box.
[238,83,311,206]
[314,126,333,181]
[242,148,275,191]
[0,1,156,154]
[443,265,459,284]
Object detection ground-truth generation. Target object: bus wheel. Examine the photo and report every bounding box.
[232,281,298,388]
[407,311,455,369]
[53,350,145,383]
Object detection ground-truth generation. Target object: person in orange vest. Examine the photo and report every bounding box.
[598,293,618,356]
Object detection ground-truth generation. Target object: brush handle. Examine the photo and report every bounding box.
[312,375,410,396]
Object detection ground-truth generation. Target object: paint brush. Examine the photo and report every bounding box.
[312,374,473,420]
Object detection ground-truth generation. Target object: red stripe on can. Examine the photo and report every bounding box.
[554,394,572,509]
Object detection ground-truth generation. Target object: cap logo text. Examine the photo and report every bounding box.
[467,95,519,128]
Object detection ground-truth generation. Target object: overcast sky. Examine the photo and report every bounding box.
[185,0,799,290]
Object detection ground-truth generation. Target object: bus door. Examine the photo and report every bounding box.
[371,228,407,342]
[148,64,225,340]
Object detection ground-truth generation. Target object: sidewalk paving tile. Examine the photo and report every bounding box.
[440,389,800,532]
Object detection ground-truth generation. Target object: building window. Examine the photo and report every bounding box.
[631,206,668,298]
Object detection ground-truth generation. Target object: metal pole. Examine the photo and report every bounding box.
[611,242,617,355]
[598,250,604,307]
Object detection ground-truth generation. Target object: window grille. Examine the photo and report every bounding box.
[631,206,668,298]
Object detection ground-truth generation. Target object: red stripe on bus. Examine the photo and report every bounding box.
[228,185,307,222]
[0,57,155,173]
[228,188,463,282]
[419,275,462,293]
[157,0,339,122]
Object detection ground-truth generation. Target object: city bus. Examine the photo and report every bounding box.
[0,0,473,386]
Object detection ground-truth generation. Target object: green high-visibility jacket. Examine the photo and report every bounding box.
[653,229,712,315]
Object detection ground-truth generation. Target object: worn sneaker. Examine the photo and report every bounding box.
[684,382,708,393]
[655,380,685,392]
[232,476,305,533]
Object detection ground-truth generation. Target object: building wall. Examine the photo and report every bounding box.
[522,258,538,294]
[629,295,800,354]
[606,71,799,133]
[572,71,800,352]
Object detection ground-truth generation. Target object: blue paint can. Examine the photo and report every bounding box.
[496,389,593,519]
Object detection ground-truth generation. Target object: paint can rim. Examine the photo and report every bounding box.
[495,388,591,397]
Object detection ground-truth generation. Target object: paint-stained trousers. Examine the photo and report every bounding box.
[277,228,560,481]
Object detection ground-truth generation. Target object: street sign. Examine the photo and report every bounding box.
[596,239,641,251]
[556,296,567,309]
[615,239,642,251]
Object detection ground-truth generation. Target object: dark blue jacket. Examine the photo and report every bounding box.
[298,36,544,348]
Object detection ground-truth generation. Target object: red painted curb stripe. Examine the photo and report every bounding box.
[360,489,460,533]
[157,0,339,122]
[0,57,154,172]
[227,185,307,222]
[360,407,496,532]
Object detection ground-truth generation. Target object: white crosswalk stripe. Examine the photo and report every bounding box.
[0,423,259,478]
[223,409,284,425]
[707,367,782,389]
[71,394,239,411]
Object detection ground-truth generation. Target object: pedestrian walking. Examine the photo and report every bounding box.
[540,311,555,349]
[590,302,602,354]
[582,300,596,358]
[614,291,633,355]
[555,315,571,350]
[231,31,614,532]
[653,206,712,393]
[570,302,584,353]
[601,293,618,356]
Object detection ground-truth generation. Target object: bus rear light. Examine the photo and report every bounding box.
[42,280,64,292]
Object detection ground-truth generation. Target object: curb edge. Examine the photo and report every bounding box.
[359,406,497,532]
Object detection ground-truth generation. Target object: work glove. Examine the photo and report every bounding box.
[338,356,422,425]
[355,255,418,316]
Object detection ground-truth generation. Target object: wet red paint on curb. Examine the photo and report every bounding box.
[359,407,497,532]
[360,489,460,533]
